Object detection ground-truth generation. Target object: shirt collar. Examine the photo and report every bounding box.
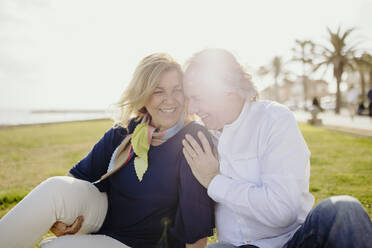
[222,100,252,131]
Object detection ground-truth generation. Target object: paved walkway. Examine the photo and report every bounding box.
[293,109,372,138]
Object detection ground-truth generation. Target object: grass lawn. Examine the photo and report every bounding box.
[0,120,371,246]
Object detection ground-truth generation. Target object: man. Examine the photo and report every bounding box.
[182,49,372,248]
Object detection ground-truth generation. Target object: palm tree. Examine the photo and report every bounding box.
[291,39,316,103]
[314,26,358,114]
[258,56,287,102]
[353,53,372,103]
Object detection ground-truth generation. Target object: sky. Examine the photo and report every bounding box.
[1,0,372,110]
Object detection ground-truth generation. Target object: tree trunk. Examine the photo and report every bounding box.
[335,75,342,114]
[303,76,308,103]
[334,64,344,114]
[359,70,366,103]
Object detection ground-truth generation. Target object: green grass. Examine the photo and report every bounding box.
[0,120,371,246]
[0,120,110,199]
[300,124,372,212]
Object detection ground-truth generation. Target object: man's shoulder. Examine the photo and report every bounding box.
[182,121,210,137]
[181,121,215,146]
[252,100,293,121]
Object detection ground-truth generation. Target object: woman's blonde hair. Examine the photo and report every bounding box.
[113,53,182,128]
[184,49,258,101]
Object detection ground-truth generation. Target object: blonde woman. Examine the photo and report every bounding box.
[0,53,214,248]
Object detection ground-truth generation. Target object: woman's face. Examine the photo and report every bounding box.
[145,70,185,130]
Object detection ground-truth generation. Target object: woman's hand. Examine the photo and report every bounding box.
[50,216,84,237]
[186,237,208,248]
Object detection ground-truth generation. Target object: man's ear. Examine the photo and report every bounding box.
[226,91,244,101]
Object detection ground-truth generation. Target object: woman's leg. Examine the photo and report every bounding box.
[39,234,129,248]
[0,176,108,248]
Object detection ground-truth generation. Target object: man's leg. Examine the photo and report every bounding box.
[207,242,258,248]
[206,242,238,248]
[286,195,372,248]
[0,176,108,248]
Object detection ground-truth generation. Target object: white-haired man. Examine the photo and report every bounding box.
[182,49,372,248]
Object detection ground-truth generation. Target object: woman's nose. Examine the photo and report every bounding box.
[163,93,176,104]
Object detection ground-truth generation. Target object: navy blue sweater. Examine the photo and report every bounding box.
[69,120,215,248]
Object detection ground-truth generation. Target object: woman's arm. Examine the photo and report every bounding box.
[186,237,207,248]
[69,127,126,183]
[173,126,214,247]
[50,216,84,236]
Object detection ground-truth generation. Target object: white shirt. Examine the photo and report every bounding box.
[207,100,314,248]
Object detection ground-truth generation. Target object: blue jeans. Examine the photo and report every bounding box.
[286,195,372,248]
[208,196,372,248]
[207,243,257,248]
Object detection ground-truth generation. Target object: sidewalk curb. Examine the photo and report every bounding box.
[298,121,372,139]
[323,125,372,139]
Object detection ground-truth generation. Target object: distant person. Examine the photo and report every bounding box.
[182,48,372,248]
[308,97,322,125]
[312,97,322,111]
[357,101,366,115]
[368,88,372,117]
[346,85,359,119]
[0,54,214,248]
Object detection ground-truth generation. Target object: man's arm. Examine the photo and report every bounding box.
[184,113,312,228]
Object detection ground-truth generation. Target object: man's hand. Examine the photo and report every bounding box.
[50,216,84,237]
[182,131,219,188]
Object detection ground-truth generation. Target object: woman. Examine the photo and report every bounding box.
[0,53,214,248]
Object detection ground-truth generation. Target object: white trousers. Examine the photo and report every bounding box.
[0,176,129,248]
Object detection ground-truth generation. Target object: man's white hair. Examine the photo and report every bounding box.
[184,48,258,101]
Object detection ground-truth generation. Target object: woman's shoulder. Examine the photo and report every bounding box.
[180,121,213,144]
[105,118,141,146]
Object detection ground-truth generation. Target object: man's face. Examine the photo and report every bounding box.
[184,80,238,130]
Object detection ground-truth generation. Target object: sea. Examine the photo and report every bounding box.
[0,109,110,126]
